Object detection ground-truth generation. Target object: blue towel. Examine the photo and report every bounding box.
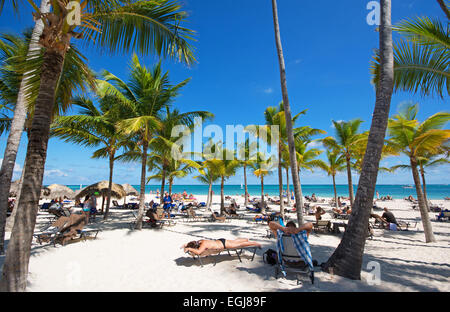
[276,230,314,277]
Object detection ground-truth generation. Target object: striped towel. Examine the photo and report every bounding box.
[276,229,314,277]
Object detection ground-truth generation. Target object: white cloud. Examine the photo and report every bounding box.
[44,169,68,177]
[263,88,274,94]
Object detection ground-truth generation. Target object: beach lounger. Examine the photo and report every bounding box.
[186,245,261,267]
[274,231,314,285]
[130,210,175,229]
[209,212,231,223]
[182,207,208,222]
[333,212,350,220]
[436,211,450,222]
[313,220,332,233]
[34,215,101,246]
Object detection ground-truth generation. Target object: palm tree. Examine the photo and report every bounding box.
[102,56,190,231]
[0,0,51,255]
[371,1,449,98]
[271,0,305,225]
[316,149,346,208]
[148,107,213,203]
[50,94,131,220]
[322,0,395,280]
[2,0,195,290]
[237,139,257,207]
[322,119,366,206]
[387,103,449,242]
[0,30,93,254]
[194,167,219,210]
[251,153,274,214]
[204,148,241,215]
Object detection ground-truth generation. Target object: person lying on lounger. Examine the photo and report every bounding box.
[267,220,313,239]
[182,238,262,255]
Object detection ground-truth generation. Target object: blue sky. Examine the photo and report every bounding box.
[0,0,448,186]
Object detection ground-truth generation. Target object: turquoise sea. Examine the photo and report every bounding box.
[64,184,450,200]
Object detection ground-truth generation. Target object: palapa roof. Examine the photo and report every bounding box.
[122,183,139,196]
[42,184,76,199]
[75,181,126,200]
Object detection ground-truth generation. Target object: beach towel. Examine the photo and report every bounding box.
[276,230,314,277]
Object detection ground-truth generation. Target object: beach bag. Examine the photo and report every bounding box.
[263,248,278,265]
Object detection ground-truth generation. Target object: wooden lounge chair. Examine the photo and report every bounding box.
[397,220,417,231]
[129,210,175,229]
[313,220,332,233]
[34,215,101,246]
[209,212,231,223]
[186,245,261,267]
[182,207,208,222]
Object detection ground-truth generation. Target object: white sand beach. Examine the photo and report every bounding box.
[3,195,449,292]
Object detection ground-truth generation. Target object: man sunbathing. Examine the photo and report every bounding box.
[268,220,313,239]
[182,238,261,255]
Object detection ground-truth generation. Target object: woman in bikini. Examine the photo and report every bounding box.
[182,238,261,255]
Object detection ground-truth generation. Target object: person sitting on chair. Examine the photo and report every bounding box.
[182,238,261,255]
[268,220,313,239]
[314,206,326,222]
[371,208,399,230]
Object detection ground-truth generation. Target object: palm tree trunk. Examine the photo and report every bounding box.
[5,157,26,232]
[261,175,265,214]
[346,154,355,206]
[244,164,249,207]
[101,196,105,213]
[332,174,338,209]
[0,0,51,255]
[271,0,304,225]
[437,0,450,19]
[104,153,114,220]
[278,142,284,217]
[296,169,305,221]
[0,49,66,291]
[160,170,166,205]
[169,178,173,197]
[286,166,291,206]
[207,181,213,209]
[411,158,435,242]
[220,176,225,215]
[322,0,394,280]
[419,164,430,211]
[135,140,148,230]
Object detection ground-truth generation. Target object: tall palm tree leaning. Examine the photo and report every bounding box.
[271,0,304,224]
[387,103,449,242]
[322,0,395,280]
[0,30,93,253]
[1,0,195,292]
[0,0,51,255]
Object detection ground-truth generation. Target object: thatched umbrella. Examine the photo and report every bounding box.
[43,184,76,199]
[75,181,126,213]
[121,183,138,205]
